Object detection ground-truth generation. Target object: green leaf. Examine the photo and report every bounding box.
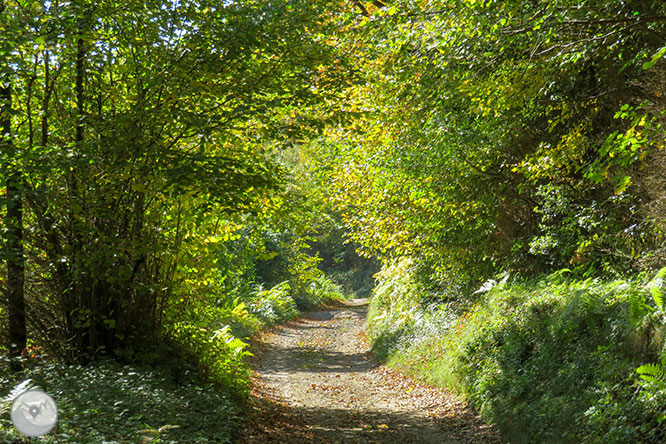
[637,363,665,385]
[614,175,632,195]
[647,267,666,308]
[643,46,666,70]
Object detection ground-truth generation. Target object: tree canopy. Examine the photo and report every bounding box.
[317,0,666,293]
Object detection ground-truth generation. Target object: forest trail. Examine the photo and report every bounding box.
[239,299,504,444]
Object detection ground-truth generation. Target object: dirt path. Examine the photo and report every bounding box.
[239,298,504,444]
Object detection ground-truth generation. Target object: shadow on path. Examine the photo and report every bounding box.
[239,299,504,444]
[242,390,498,444]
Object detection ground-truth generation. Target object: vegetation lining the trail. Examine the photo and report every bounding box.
[1,360,239,444]
[1,0,365,441]
[0,273,345,443]
[367,260,666,444]
[315,1,666,442]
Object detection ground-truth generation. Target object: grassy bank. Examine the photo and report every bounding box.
[367,259,666,444]
[0,275,344,444]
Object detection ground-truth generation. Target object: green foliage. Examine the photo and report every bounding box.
[367,261,666,444]
[0,267,343,442]
[0,0,351,361]
[165,322,251,397]
[366,258,424,359]
[319,0,666,289]
[0,361,239,443]
[248,281,299,324]
[629,266,666,326]
[637,358,666,391]
[527,183,617,272]
[5,0,666,440]
[296,274,347,309]
[159,271,343,397]
[647,267,666,309]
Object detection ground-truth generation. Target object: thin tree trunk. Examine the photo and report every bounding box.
[1,0,27,368]
[75,35,85,145]
[5,172,26,366]
[73,18,91,358]
[41,49,50,147]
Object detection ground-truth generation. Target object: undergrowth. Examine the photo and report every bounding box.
[367,258,666,444]
[0,359,238,444]
[161,274,343,397]
[1,274,344,443]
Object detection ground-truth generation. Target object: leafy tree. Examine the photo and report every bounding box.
[322,0,666,290]
[0,0,350,361]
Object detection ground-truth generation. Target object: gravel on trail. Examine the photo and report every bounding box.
[238,298,505,444]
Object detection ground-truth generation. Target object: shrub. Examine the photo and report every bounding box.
[248,281,299,323]
[156,272,342,397]
[165,322,251,397]
[294,274,346,310]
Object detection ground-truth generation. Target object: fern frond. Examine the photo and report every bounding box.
[0,379,34,415]
[637,363,665,383]
[548,268,571,282]
[629,290,651,326]
[580,290,603,313]
[647,267,666,308]
[232,301,249,319]
[651,285,663,309]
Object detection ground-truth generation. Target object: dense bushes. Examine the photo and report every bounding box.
[248,281,299,323]
[367,260,666,444]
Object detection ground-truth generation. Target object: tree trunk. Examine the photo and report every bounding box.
[5,172,26,366]
[1,0,27,368]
